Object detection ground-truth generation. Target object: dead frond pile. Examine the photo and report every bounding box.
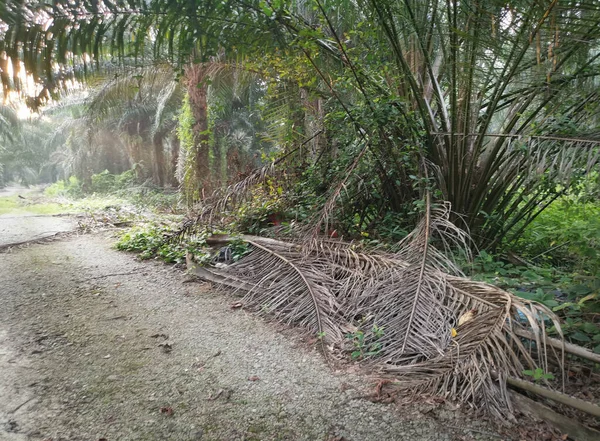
[185,203,563,421]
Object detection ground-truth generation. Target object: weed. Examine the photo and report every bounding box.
[115,224,210,264]
[346,324,385,360]
[522,368,555,383]
[45,176,83,197]
[229,238,251,261]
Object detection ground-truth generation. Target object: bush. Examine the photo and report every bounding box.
[115,223,211,264]
[44,176,83,197]
[90,169,137,193]
[514,197,600,272]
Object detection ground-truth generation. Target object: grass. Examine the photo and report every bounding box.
[0,192,141,217]
[0,195,68,216]
[0,195,124,216]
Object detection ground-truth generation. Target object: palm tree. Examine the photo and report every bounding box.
[3,0,600,247]
[0,107,61,186]
[0,104,20,186]
[177,61,280,201]
[86,67,183,186]
[267,0,600,247]
[42,67,183,187]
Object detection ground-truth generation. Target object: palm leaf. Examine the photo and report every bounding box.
[205,236,346,346]
[188,203,563,418]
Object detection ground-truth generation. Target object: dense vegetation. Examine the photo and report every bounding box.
[1,0,599,354]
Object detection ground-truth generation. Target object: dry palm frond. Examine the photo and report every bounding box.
[209,236,347,346]
[186,201,563,420]
[345,196,456,364]
[384,277,563,421]
[166,161,279,242]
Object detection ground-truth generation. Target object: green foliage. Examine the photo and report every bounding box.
[177,93,198,204]
[346,324,385,360]
[45,176,83,197]
[5,0,600,253]
[46,170,138,196]
[90,170,137,193]
[522,368,555,383]
[233,180,286,235]
[514,196,600,272]
[228,238,251,262]
[469,252,600,353]
[0,113,58,185]
[45,171,182,213]
[115,224,210,264]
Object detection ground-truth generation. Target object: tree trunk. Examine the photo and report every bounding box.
[184,63,211,198]
[169,136,180,187]
[152,133,165,187]
[300,88,326,159]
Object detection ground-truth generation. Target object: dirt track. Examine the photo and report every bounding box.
[0,186,74,248]
[0,215,504,441]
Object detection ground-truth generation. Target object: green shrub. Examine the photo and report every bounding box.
[115,223,210,264]
[514,197,600,272]
[115,169,137,188]
[90,170,118,193]
[90,169,139,193]
[232,182,285,234]
[44,176,82,197]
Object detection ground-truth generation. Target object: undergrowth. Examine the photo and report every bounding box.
[114,222,251,266]
[469,252,600,354]
[111,179,600,356]
[45,171,182,213]
[115,223,211,264]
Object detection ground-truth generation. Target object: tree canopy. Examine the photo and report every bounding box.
[1,0,600,248]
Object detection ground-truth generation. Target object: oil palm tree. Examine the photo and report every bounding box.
[3,0,600,245]
[268,0,600,248]
[86,66,183,186]
[0,104,20,185]
[43,67,183,186]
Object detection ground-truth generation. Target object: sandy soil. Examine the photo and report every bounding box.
[0,215,506,441]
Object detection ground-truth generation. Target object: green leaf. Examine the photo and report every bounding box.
[572,285,593,295]
[515,291,536,301]
[542,299,559,308]
[570,332,591,342]
[581,322,599,334]
[594,345,600,354]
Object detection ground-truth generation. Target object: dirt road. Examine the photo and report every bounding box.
[0,186,74,248]
[0,215,503,441]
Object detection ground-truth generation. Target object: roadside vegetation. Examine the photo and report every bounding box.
[1,0,599,432]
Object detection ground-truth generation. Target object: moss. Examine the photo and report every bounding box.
[177,93,198,204]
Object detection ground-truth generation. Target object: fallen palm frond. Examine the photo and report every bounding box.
[220,236,346,345]
[186,204,565,420]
